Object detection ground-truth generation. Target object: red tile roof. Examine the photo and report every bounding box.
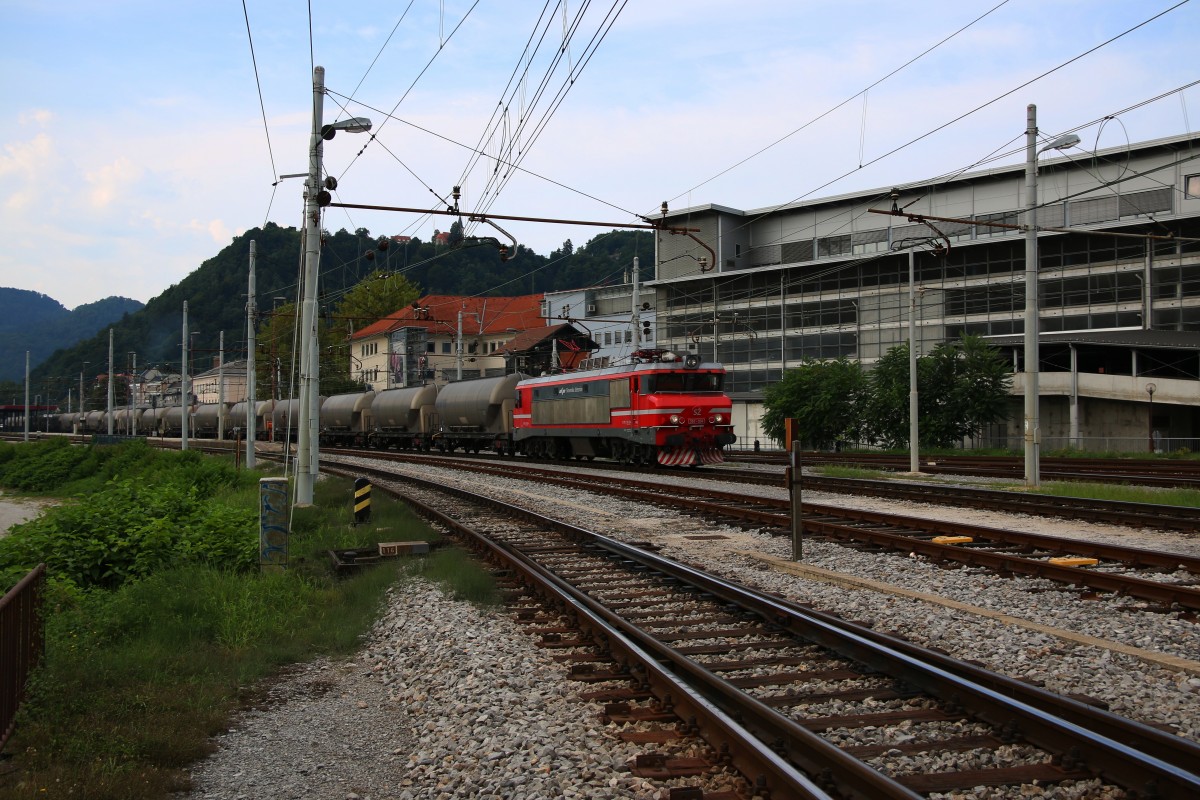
[351,294,544,341]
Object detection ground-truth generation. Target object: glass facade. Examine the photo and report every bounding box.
[655,210,1200,395]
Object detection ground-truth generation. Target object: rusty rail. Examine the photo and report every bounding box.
[1,564,46,752]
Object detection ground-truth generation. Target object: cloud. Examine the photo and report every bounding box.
[85,157,143,210]
[18,109,53,126]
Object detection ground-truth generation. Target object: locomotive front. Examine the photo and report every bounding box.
[513,351,736,466]
[634,355,736,465]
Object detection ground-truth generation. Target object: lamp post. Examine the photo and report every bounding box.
[296,65,371,505]
[1023,104,1080,488]
[1146,383,1157,453]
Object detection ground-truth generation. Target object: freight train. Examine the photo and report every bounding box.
[44,350,737,467]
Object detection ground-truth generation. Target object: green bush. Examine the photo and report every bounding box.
[0,443,257,592]
[0,443,498,800]
[0,438,92,492]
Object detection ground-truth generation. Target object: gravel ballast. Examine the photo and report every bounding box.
[183,459,1200,799]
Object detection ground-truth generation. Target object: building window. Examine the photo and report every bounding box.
[1186,174,1200,199]
[625,330,632,343]
[442,341,451,354]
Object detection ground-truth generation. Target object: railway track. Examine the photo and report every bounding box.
[325,450,1200,615]
[314,446,1200,534]
[729,451,1200,490]
[324,454,1200,799]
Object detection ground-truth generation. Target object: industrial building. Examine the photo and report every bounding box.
[651,131,1200,451]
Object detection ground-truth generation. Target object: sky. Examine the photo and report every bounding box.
[2,0,1198,310]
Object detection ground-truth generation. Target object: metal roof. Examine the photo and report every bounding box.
[987,329,1200,350]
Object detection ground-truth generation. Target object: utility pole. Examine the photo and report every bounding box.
[908,249,920,475]
[218,330,225,440]
[632,257,641,348]
[107,328,114,435]
[296,66,325,506]
[182,301,189,451]
[129,352,137,436]
[246,240,257,469]
[23,351,29,442]
[296,66,371,505]
[456,307,464,381]
[1023,104,1040,488]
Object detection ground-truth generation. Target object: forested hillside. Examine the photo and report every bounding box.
[0,290,143,382]
[27,224,653,401]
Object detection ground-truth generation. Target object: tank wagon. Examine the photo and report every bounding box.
[141,406,166,436]
[100,352,735,467]
[433,374,524,454]
[159,405,190,437]
[84,410,107,434]
[368,385,439,450]
[228,399,275,439]
[271,399,301,439]
[191,403,229,438]
[320,391,375,447]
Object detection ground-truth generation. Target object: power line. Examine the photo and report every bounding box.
[663,0,1016,209]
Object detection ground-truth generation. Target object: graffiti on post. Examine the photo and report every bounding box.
[259,477,289,570]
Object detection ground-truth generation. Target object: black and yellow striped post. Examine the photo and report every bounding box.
[353,477,371,525]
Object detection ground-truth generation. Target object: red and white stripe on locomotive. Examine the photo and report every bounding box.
[513,351,736,467]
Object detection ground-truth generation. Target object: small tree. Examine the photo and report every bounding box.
[953,334,1013,443]
[334,270,420,335]
[865,335,1012,449]
[761,358,867,449]
[863,344,912,449]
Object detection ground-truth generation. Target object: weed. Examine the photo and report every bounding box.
[0,441,495,800]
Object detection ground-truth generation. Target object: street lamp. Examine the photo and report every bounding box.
[296,65,372,506]
[1146,383,1157,453]
[1023,104,1080,487]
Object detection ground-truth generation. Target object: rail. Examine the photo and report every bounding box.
[1,564,46,752]
[333,456,1200,798]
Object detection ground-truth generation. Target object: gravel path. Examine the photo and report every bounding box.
[181,461,1200,799]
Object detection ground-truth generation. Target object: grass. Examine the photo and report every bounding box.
[0,446,498,800]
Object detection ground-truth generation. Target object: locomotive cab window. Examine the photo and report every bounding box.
[642,372,724,393]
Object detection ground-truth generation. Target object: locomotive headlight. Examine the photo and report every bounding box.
[669,414,682,425]
[709,414,725,424]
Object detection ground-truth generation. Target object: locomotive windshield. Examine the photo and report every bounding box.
[642,372,724,394]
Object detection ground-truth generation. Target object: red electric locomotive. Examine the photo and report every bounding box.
[512,349,736,466]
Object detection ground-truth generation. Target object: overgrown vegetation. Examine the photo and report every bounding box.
[0,440,497,799]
